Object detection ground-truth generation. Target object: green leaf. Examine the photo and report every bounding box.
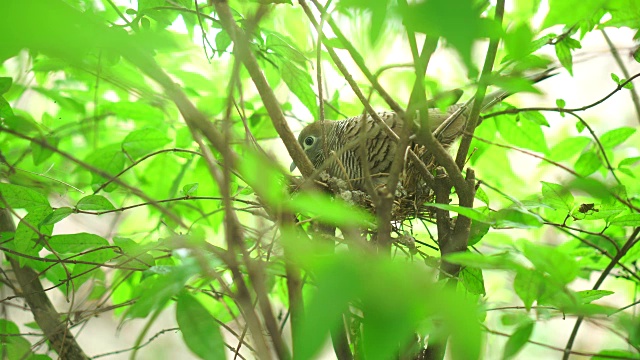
[85,144,126,192]
[487,75,542,95]
[427,203,492,223]
[176,293,226,360]
[214,29,231,55]
[99,101,165,124]
[30,135,60,165]
[492,208,543,229]
[181,183,198,196]
[76,195,116,211]
[574,151,602,177]
[620,156,640,168]
[504,23,534,60]
[460,267,486,295]
[445,252,520,270]
[401,0,493,74]
[592,350,640,360]
[468,220,490,246]
[0,96,13,118]
[555,39,574,75]
[496,114,548,153]
[599,127,636,149]
[12,206,53,266]
[40,207,74,226]
[522,242,579,285]
[541,181,574,212]
[542,0,607,29]
[289,192,374,227]
[576,290,614,304]
[0,77,12,94]
[548,136,590,161]
[610,213,640,226]
[0,183,49,209]
[48,233,109,253]
[278,58,319,119]
[611,72,621,84]
[122,128,171,159]
[126,260,200,319]
[514,269,545,311]
[502,321,534,360]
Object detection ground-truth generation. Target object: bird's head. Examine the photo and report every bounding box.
[290,121,332,172]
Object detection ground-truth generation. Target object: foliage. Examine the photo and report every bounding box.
[0,0,640,359]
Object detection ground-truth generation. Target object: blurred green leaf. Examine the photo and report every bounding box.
[492,208,543,229]
[126,259,200,319]
[574,150,602,177]
[289,192,374,227]
[85,144,126,192]
[122,128,171,159]
[522,242,579,285]
[496,114,548,154]
[610,213,640,226]
[514,269,545,310]
[576,290,614,304]
[0,96,13,118]
[176,293,226,360]
[427,203,493,224]
[0,77,12,94]
[502,321,534,360]
[30,135,59,166]
[592,350,640,360]
[599,127,636,149]
[401,0,494,73]
[548,136,590,161]
[504,23,534,60]
[542,0,607,29]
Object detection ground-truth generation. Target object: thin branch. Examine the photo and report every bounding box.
[563,227,640,359]
[1,209,89,360]
[601,29,640,125]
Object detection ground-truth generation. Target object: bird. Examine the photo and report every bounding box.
[291,71,554,194]
[292,105,467,192]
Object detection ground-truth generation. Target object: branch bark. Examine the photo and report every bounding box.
[1,208,89,360]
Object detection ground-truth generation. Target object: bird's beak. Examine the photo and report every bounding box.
[290,161,297,172]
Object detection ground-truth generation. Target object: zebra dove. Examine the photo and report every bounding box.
[292,71,554,193]
[292,105,468,192]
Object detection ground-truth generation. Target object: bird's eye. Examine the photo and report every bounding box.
[304,136,315,147]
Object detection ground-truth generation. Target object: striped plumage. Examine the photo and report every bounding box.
[296,105,470,191]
